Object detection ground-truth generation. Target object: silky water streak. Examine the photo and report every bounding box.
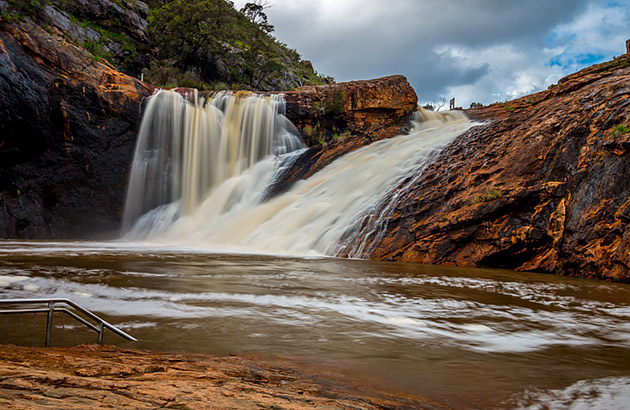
[124,97,475,256]
[122,89,303,233]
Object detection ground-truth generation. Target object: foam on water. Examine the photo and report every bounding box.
[123,92,473,257]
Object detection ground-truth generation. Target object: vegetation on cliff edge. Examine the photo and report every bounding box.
[0,0,330,91]
[147,0,327,90]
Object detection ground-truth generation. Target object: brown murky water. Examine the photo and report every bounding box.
[1,240,629,409]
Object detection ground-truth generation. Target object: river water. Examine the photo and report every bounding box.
[1,240,629,409]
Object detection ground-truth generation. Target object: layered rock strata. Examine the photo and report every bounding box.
[283,75,418,145]
[0,18,153,237]
[357,56,630,282]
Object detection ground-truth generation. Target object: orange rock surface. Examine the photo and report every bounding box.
[0,345,443,410]
[359,56,630,282]
[0,18,154,237]
[284,75,418,145]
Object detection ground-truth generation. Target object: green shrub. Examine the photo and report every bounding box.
[611,124,630,138]
[1,10,21,23]
[325,90,346,116]
[471,189,501,205]
[82,39,113,63]
[301,125,314,138]
[331,131,351,143]
[5,0,50,19]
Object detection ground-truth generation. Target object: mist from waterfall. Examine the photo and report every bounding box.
[123,90,474,257]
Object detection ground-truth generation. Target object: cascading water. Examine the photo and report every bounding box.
[122,89,303,233]
[123,91,475,256]
[336,109,472,258]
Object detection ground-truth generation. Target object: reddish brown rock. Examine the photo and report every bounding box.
[266,76,418,197]
[284,75,418,145]
[356,55,630,282]
[0,18,154,238]
[0,344,443,410]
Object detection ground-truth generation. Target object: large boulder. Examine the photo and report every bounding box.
[283,75,418,145]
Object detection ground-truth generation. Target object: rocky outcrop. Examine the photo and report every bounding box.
[357,55,630,282]
[0,18,153,238]
[57,0,149,43]
[284,75,418,145]
[0,0,151,76]
[0,344,443,409]
[39,0,151,76]
[266,75,418,197]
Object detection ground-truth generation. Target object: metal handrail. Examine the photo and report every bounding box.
[0,298,136,347]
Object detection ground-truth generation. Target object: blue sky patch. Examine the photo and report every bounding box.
[576,53,605,65]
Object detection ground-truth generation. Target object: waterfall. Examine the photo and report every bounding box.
[123,91,474,257]
[122,89,304,233]
[335,109,473,258]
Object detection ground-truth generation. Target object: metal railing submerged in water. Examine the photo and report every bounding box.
[0,298,136,347]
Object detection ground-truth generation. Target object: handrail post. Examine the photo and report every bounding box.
[0,299,137,344]
[45,301,55,347]
[98,322,104,344]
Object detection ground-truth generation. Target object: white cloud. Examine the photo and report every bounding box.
[232,0,629,107]
[442,0,630,107]
[435,43,565,105]
[547,1,630,71]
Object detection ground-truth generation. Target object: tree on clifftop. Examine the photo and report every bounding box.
[240,1,274,33]
[147,0,326,90]
[148,0,237,81]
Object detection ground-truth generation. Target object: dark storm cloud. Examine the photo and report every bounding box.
[233,0,630,106]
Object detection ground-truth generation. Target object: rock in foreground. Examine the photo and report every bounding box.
[0,345,442,410]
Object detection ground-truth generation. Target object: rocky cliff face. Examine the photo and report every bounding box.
[355,56,630,282]
[0,16,415,239]
[0,18,153,237]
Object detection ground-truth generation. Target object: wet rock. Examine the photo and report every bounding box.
[0,19,153,238]
[355,55,630,282]
[0,344,444,410]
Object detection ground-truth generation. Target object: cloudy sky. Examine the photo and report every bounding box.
[232,0,629,108]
